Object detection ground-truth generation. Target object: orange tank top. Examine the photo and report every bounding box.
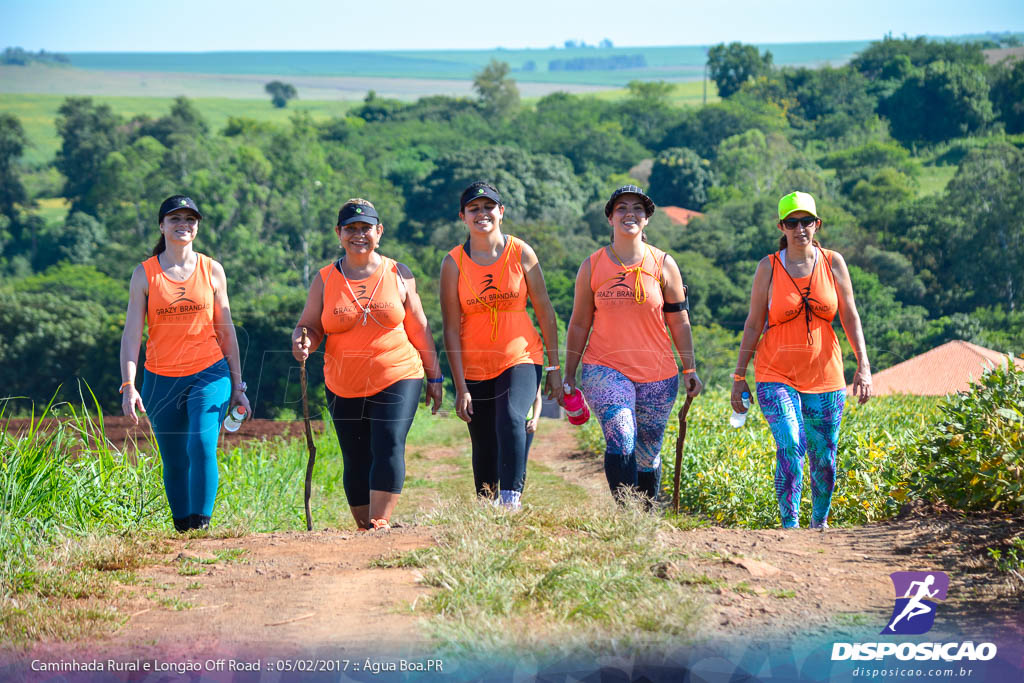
[143,253,223,377]
[321,257,424,398]
[582,245,678,383]
[448,236,543,381]
[754,248,845,392]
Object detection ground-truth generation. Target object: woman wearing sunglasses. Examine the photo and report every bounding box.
[730,191,872,530]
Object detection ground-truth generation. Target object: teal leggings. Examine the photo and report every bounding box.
[142,359,231,519]
[756,382,846,528]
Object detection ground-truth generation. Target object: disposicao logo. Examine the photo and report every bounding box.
[884,571,949,635]
[831,570,997,663]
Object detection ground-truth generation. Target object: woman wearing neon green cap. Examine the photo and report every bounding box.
[730,191,872,530]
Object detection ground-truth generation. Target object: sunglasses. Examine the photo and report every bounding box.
[781,216,818,229]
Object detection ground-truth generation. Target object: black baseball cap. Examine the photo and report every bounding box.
[460,184,502,211]
[604,185,656,218]
[337,203,380,226]
[158,195,202,222]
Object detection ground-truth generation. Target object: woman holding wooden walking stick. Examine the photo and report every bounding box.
[292,198,442,532]
[564,185,702,506]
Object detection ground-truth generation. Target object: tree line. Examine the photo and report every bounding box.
[1,36,1022,416]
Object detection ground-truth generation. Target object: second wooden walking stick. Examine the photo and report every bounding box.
[300,327,318,531]
[672,379,696,515]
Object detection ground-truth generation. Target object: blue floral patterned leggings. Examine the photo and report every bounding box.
[756,382,846,528]
[580,363,678,501]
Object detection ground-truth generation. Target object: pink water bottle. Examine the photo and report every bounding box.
[563,383,590,426]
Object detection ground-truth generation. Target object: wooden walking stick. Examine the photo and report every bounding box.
[672,379,697,515]
[300,327,317,531]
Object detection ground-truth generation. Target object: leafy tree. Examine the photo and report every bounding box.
[55,97,125,215]
[0,113,28,221]
[647,147,715,210]
[707,42,774,98]
[944,143,1024,312]
[659,99,786,159]
[58,212,108,265]
[473,60,520,120]
[265,81,298,108]
[850,35,986,79]
[130,96,209,145]
[405,146,587,240]
[780,66,878,139]
[882,61,995,144]
[625,80,675,104]
[713,129,799,198]
[990,58,1024,134]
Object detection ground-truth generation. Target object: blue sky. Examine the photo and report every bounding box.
[2,0,1022,52]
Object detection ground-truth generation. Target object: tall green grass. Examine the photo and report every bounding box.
[579,390,940,527]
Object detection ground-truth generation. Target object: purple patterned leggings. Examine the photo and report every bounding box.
[581,364,678,499]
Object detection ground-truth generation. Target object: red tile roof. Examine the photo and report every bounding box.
[660,206,704,226]
[850,340,1024,396]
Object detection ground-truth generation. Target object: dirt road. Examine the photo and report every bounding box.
[10,419,1022,670]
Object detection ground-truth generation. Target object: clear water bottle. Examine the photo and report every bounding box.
[562,383,590,426]
[729,392,751,428]
[223,405,246,432]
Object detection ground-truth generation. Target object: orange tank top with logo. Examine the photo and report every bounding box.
[447,236,543,381]
[583,245,678,383]
[142,253,224,377]
[321,257,424,398]
[754,248,845,392]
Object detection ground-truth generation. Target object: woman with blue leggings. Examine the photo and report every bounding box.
[120,195,250,532]
[731,192,872,529]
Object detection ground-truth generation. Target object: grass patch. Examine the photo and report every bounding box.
[395,494,704,658]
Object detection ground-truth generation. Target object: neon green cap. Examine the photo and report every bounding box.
[778,191,819,221]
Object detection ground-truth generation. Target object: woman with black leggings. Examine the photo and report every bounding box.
[440,181,562,509]
[293,198,442,531]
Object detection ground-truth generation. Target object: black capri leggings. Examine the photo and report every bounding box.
[465,363,542,497]
[326,379,422,507]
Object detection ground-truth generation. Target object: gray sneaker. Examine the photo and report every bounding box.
[810,520,828,531]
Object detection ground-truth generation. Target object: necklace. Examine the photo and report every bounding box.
[607,244,655,304]
[340,258,385,326]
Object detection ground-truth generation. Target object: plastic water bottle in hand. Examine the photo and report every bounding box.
[729,392,751,429]
[563,383,591,426]
[223,405,246,432]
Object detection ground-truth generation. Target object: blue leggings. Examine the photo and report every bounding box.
[142,358,231,520]
[581,363,679,500]
[756,382,846,528]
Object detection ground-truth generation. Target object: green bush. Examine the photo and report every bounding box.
[579,390,938,527]
[910,360,1024,513]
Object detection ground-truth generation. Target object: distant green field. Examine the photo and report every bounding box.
[0,94,355,166]
[63,41,871,86]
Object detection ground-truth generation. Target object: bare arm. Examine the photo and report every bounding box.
[119,265,148,424]
[662,255,702,398]
[291,271,326,362]
[731,257,773,412]
[397,262,442,414]
[830,251,872,404]
[520,241,563,404]
[211,260,251,416]
[440,254,473,422]
[563,258,594,394]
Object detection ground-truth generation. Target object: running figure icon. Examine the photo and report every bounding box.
[883,571,949,635]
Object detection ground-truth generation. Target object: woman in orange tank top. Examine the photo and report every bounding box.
[731,191,873,530]
[119,195,251,533]
[565,185,703,505]
[293,198,442,532]
[440,181,563,510]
